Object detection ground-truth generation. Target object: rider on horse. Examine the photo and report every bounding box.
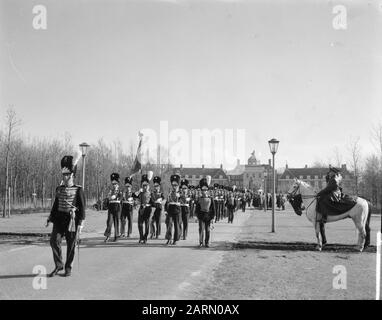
[316,166,357,223]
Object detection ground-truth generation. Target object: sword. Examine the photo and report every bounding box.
[64,199,81,271]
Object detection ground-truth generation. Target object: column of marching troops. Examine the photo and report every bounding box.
[45,154,284,277]
[103,172,248,247]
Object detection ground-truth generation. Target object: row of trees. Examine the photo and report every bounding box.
[0,108,173,216]
[1,107,382,215]
[311,127,382,213]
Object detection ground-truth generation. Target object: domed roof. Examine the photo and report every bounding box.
[248,150,258,165]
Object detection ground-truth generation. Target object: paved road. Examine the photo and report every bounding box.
[0,210,251,300]
[1,205,380,300]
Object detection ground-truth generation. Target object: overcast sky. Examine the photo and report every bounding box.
[1,0,381,170]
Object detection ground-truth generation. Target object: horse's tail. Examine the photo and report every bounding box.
[364,200,372,248]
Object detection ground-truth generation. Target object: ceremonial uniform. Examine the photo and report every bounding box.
[217,185,224,220]
[195,178,215,247]
[48,155,85,277]
[316,166,357,222]
[241,192,246,212]
[120,177,134,238]
[225,190,237,223]
[213,184,221,222]
[179,179,191,240]
[104,173,122,242]
[189,186,196,219]
[165,174,181,245]
[150,176,164,239]
[136,174,154,243]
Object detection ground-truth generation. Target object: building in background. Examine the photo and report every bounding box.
[278,164,355,194]
[226,150,274,192]
[170,164,228,187]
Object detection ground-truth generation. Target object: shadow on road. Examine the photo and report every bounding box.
[1,235,375,254]
[0,274,38,280]
[233,241,376,253]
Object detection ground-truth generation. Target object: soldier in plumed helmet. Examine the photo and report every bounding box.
[195,176,216,248]
[120,176,135,238]
[150,176,164,239]
[47,155,86,277]
[179,178,191,240]
[104,173,122,242]
[135,173,154,244]
[165,174,181,245]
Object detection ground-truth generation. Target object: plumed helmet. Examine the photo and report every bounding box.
[180,179,189,188]
[124,176,133,185]
[61,156,75,175]
[170,174,180,184]
[110,173,120,183]
[153,176,161,185]
[141,174,149,185]
[199,178,208,189]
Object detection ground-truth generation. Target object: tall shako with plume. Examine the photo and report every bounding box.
[121,176,134,238]
[104,172,123,242]
[60,151,82,185]
[136,170,154,244]
[150,175,165,239]
[47,154,86,278]
[165,174,181,245]
[195,174,215,248]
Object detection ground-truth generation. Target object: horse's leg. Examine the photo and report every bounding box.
[353,217,366,252]
[319,222,327,247]
[314,222,322,251]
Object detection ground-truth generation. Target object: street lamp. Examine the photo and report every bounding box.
[79,142,90,189]
[268,138,279,233]
[263,171,267,212]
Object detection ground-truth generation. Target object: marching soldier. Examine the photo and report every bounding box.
[136,173,153,244]
[189,186,196,219]
[104,173,122,242]
[195,177,216,248]
[218,186,225,220]
[226,188,237,223]
[213,184,220,223]
[47,155,86,277]
[150,176,164,239]
[165,174,181,245]
[120,176,135,238]
[179,178,191,240]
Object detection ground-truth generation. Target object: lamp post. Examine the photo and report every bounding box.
[263,171,267,212]
[268,138,279,233]
[79,142,90,190]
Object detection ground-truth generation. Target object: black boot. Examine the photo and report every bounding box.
[64,268,72,277]
[48,267,63,277]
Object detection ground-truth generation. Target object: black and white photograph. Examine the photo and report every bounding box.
[0,0,381,306]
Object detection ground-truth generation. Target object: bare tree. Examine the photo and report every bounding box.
[332,146,343,168]
[347,136,362,195]
[3,107,21,217]
[371,122,382,214]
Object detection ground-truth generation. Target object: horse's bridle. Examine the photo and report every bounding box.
[287,182,317,216]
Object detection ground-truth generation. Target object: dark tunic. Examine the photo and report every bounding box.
[49,184,86,228]
[316,177,357,217]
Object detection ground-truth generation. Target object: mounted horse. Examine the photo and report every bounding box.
[287,178,371,252]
